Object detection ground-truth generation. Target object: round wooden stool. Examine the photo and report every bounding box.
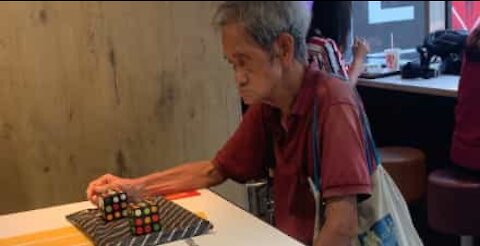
[379,146,426,204]
[428,168,480,246]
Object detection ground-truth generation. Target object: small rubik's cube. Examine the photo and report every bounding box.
[98,190,129,222]
[128,200,162,236]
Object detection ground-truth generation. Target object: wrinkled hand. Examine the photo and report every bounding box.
[86,173,146,206]
[352,37,370,61]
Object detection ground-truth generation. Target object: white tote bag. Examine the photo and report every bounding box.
[353,88,423,246]
[355,166,424,246]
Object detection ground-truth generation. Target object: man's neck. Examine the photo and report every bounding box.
[268,62,305,116]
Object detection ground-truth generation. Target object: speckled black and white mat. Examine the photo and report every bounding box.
[66,197,213,246]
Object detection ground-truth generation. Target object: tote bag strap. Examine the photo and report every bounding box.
[311,90,380,190]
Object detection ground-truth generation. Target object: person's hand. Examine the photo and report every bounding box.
[348,37,370,85]
[352,37,370,61]
[86,173,146,206]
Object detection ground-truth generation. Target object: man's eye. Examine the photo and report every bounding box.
[232,63,244,71]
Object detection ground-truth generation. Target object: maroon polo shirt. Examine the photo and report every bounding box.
[213,68,371,245]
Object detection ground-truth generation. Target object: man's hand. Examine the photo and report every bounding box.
[86,173,146,205]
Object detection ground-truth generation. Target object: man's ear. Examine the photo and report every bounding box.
[275,32,295,66]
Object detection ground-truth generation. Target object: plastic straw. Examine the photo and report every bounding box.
[390,33,394,49]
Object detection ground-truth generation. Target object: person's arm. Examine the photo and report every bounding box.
[348,59,364,86]
[314,101,372,245]
[138,160,226,197]
[86,160,226,205]
[348,37,370,85]
[314,196,358,246]
[87,105,268,205]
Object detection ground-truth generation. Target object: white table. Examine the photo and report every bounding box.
[0,189,302,246]
[358,75,459,98]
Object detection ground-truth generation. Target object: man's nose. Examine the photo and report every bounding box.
[234,70,248,87]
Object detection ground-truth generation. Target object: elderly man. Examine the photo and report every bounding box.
[86,2,371,245]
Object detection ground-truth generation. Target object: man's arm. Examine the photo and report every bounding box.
[139,160,226,196]
[87,105,267,205]
[314,196,358,246]
[86,161,226,204]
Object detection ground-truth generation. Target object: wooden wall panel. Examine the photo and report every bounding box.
[0,1,242,214]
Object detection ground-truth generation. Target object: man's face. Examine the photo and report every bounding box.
[221,23,282,105]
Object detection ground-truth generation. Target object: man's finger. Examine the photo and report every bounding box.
[86,174,113,199]
[86,181,97,200]
[94,183,111,195]
[91,195,99,206]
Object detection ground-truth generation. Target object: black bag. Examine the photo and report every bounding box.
[423,30,468,75]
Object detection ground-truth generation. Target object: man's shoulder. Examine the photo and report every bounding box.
[310,70,356,105]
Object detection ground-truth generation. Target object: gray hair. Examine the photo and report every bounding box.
[214,1,311,64]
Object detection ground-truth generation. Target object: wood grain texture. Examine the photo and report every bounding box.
[0,1,243,214]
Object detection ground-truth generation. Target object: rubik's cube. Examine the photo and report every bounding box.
[98,190,129,222]
[128,200,162,236]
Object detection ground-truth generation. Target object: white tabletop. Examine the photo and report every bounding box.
[357,75,459,98]
[0,189,302,246]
